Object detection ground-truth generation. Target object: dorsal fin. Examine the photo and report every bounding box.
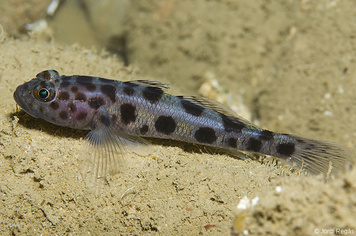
[181,96,256,127]
[126,80,169,91]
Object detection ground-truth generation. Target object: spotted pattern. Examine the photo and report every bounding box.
[258,130,274,140]
[180,99,204,117]
[58,91,70,100]
[88,97,105,109]
[221,115,245,132]
[277,143,295,156]
[120,103,137,125]
[71,86,78,93]
[142,86,163,104]
[75,92,87,102]
[68,103,77,113]
[246,138,262,152]
[194,127,217,144]
[100,115,111,127]
[123,85,135,96]
[60,80,71,88]
[140,125,149,135]
[111,114,117,123]
[77,112,87,121]
[76,76,96,91]
[101,84,116,103]
[59,111,68,120]
[155,116,176,135]
[228,137,237,148]
[13,70,346,178]
[49,101,59,110]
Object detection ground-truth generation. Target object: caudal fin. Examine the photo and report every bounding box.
[272,134,349,175]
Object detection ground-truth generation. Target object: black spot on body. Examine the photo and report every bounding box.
[58,91,70,100]
[142,87,163,104]
[71,86,78,93]
[221,115,245,132]
[194,127,217,144]
[180,99,204,117]
[111,114,117,123]
[38,106,43,113]
[155,116,176,135]
[68,103,77,113]
[228,137,237,148]
[123,86,135,96]
[77,112,87,121]
[246,138,262,152]
[120,103,137,125]
[259,130,274,140]
[61,81,71,88]
[75,92,87,102]
[88,97,105,109]
[59,111,68,120]
[100,115,111,127]
[76,76,96,91]
[277,143,295,156]
[49,101,59,110]
[140,125,149,135]
[100,85,116,103]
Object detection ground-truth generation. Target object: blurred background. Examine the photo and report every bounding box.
[1,1,356,235]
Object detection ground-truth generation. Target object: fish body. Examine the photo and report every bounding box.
[14,70,348,177]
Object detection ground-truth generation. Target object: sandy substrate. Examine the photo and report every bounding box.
[1,0,356,235]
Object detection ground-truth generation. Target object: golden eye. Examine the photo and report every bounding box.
[34,82,56,102]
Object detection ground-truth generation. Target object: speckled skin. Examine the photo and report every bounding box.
[14,70,348,175]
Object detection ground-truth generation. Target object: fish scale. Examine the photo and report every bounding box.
[13,70,348,185]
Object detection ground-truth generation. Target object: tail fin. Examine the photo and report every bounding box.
[271,134,349,175]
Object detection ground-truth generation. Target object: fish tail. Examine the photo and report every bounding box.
[267,133,349,175]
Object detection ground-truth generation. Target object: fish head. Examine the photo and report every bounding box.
[14,70,93,129]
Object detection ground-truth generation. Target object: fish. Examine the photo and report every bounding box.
[13,70,348,187]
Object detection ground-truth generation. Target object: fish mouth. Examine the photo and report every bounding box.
[13,86,32,115]
[13,87,24,108]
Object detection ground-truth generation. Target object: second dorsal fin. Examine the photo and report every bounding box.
[181,96,256,127]
[126,80,169,90]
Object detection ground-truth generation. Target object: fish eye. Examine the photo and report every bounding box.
[38,88,49,98]
[34,82,56,102]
